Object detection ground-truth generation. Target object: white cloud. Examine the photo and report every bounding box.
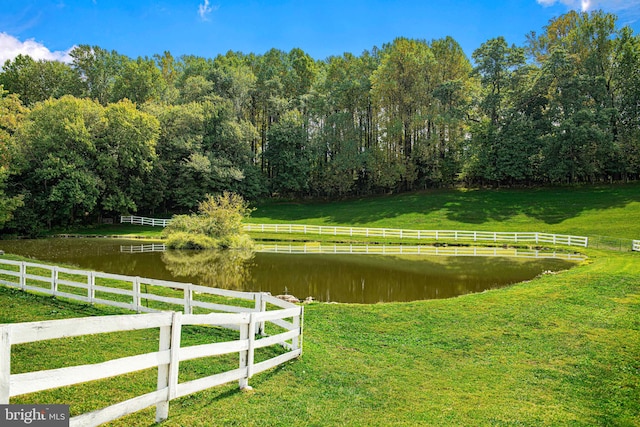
[536,0,640,25]
[0,32,75,64]
[537,0,640,13]
[198,0,219,21]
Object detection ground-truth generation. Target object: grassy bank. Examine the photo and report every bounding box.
[1,249,638,426]
[249,183,640,240]
[2,184,639,425]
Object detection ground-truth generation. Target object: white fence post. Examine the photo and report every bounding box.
[51,266,59,296]
[19,262,26,291]
[255,293,266,336]
[239,320,250,389]
[168,312,181,401]
[156,320,171,422]
[0,326,10,404]
[133,277,142,313]
[247,313,256,379]
[184,285,193,315]
[88,271,95,303]
[292,312,301,351]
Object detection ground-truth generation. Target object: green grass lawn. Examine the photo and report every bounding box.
[2,184,640,426]
[51,223,164,239]
[249,183,640,240]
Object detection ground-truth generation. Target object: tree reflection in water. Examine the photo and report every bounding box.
[161,248,255,291]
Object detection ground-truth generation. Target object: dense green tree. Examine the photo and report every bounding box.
[0,87,26,227]
[0,55,82,106]
[112,56,166,104]
[211,51,257,119]
[613,27,640,179]
[372,38,435,162]
[12,96,104,230]
[264,110,311,196]
[465,37,528,184]
[201,100,262,197]
[96,99,160,214]
[413,36,474,187]
[142,101,208,210]
[472,37,526,127]
[144,99,264,211]
[526,11,622,182]
[538,48,615,183]
[310,52,378,195]
[70,45,126,105]
[251,48,290,171]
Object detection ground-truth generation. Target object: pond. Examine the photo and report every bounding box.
[0,238,579,304]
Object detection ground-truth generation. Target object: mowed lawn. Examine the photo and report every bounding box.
[1,184,639,426]
[248,183,640,240]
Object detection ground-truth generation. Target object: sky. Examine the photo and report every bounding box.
[1,0,640,65]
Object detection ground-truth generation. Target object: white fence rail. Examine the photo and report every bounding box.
[120,216,589,248]
[120,243,167,253]
[243,223,589,248]
[0,258,302,426]
[255,243,586,260]
[634,240,640,252]
[120,243,586,261]
[121,215,172,227]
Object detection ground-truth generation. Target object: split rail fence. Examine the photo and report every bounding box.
[0,258,302,426]
[121,216,589,248]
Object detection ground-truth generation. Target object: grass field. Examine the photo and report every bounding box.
[249,183,640,240]
[2,184,640,426]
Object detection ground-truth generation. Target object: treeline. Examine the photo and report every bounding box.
[1,10,640,234]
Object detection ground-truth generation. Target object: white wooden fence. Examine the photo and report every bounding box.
[254,243,587,260]
[120,216,589,248]
[634,240,640,252]
[121,215,172,227]
[120,243,586,261]
[0,258,302,426]
[120,243,167,253]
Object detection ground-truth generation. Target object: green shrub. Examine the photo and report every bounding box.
[163,192,254,250]
[165,232,219,249]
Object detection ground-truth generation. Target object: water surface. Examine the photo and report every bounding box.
[0,238,577,303]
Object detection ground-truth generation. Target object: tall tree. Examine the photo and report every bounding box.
[472,37,525,127]
[70,45,126,105]
[413,36,473,186]
[613,27,640,179]
[96,99,160,215]
[465,37,527,184]
[0,55,82,106]
[143,101,207,210]
[12,96,104,231]
[264,110,311,196]
[371,38,436,161]
[0,87,26,228]
[112,56,166,104]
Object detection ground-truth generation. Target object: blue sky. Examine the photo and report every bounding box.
[1,0,640,64]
